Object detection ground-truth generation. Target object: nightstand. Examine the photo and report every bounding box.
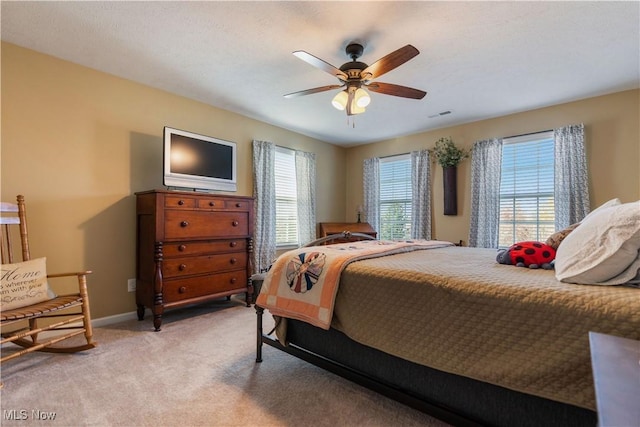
[589,331,640,427]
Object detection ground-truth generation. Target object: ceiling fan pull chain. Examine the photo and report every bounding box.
[346,116,355,128]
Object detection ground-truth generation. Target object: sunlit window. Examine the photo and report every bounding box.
[379,154,412,240]
[499,131,555,247]
[275,147,298,247]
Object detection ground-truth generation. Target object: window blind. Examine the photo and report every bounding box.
[499,131,555,247]
[275,147,298,246]
[379,154,412,240]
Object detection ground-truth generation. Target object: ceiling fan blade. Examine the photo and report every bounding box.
[284,84,344,98]
[293,51,348,81]
[367,82,427,99]
[361,45,420,80]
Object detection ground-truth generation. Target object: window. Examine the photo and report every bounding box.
[275,147,298,246]
[498,131,555,247]
[379,154,412,240]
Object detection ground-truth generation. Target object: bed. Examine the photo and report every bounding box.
[254,235,640,426]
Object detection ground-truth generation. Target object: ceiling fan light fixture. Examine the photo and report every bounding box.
[350,103,366,115]
[354,88,371,108]
[331,90,348,110]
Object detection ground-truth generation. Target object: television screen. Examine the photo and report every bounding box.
[163,127,237,192]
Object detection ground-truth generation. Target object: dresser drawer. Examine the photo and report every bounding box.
[165,210,248,239]
[163,239,247,257]
[163,271,247,303]
[224,199,251,211]
[197,197,224,209]
[164,195,197,209]
[162,252,247,278]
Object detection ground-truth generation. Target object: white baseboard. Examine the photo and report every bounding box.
[90,309,151,328]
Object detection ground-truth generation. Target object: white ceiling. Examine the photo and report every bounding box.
[2,1,638,147]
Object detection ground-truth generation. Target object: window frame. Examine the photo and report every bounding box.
[378,153,412,240]
[498,130,555,248]
[274,146,299,249]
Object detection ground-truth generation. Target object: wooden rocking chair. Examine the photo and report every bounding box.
[1,195,96,370]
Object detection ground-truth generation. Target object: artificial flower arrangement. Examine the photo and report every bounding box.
[431,137,469,167]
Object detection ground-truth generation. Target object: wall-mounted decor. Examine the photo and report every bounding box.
[430,137,469,215]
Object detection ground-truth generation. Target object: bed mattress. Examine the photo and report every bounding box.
[328,246,640,410]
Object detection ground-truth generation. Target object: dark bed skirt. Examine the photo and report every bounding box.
[258,315,596,427]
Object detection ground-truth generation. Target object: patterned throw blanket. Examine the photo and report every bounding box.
[256,239,453,329]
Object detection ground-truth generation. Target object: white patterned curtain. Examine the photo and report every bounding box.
[411,149,431,239]
[252,140,276,273]
[554,124,590,229]
[469,138,503,248]
[295,150,317,246]
[363,157,380,233]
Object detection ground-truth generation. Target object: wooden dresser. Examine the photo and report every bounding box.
[135,189,254,331]
[318,222,377,243]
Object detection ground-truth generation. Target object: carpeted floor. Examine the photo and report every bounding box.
[0,298,450,426]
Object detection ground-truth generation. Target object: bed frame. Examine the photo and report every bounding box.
[256,310,596,427]
[253,233,597,426]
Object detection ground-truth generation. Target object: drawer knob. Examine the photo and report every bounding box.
[178,245,187,251]
[180,221,189,227]
[230,277,237,284]
[232,220,239,227]
[209,201,215,207]
[236,203,242,208]
[230,258,237,264]
[229,241,237,248]
[179,264,187,271]
[178,200,185,206]
[179,286,187,294]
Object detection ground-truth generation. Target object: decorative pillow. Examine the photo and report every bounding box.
[555,201,640,285]
[1,257,56,311]
[546,222,580,250]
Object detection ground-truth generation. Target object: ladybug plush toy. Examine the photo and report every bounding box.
[496,241,556,270]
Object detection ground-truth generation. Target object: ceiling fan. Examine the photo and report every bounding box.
[284,43,427,116]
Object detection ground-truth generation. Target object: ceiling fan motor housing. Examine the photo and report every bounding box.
[341,43,368,80]
[345,43,364,60]
[340,61,368,79]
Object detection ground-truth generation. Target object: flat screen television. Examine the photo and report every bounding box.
[163,127,237,192]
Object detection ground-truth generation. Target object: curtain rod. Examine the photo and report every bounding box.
[379,152,411,160]
[377,128,554,156]
[503,129,553,140]
[381,128,555,151]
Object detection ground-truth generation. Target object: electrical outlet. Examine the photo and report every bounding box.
[127,278,136,292]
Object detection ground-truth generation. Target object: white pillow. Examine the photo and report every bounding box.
[582,198,621,222]
[555,201,640,284]
[545,199,622,250]
[1,257,56,310]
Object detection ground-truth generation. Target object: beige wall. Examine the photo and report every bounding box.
[345,89,640,244]
[1,43,346,319]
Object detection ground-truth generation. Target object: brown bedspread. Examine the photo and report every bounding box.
[330,246,640,410]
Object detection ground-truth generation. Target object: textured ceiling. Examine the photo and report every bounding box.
[2,1,639,146]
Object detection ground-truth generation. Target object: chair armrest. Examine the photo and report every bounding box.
[47,271,93,279]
